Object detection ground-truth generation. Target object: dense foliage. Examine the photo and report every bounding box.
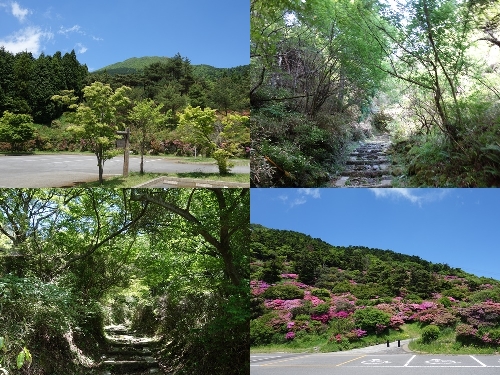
[0,189,250,374]
[250,0,500,187]
[250,224,500,350]
[0,48,88,125]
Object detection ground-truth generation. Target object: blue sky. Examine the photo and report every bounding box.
[251,189,500,280]
[0,0,249,71]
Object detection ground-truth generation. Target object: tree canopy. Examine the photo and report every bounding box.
[0,188,249,374]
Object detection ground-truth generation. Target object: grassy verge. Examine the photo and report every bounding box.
[76,172,249,187]
[409,326,500,354]
[251,325,418,354]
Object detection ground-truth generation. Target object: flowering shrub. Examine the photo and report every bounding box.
[285,331,295,340]
[250,280,270,296]
[281,274,299,279]
[264,299,303,310]
[455,323,478,344]
[458,301,500,328]
[303,291,324,307]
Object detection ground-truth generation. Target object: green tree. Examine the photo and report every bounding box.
[128,99,165,174]
[52,82,131,184]
[0,111,35,151]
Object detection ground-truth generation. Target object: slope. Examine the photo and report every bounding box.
[250,224,500,352]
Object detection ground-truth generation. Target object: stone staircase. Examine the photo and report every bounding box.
[331,134,393,187]
[100,325,161,374]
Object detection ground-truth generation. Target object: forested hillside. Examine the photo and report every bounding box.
[0,48,88,124]
[251,224,500,352]
[0,189,249,374]
[250,0,500,187]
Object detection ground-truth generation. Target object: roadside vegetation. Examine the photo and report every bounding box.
[250,224,500,354]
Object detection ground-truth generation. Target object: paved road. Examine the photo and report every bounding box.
[251,341,500,375]
[0,154,250,187]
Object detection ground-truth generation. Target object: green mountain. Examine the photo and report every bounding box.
[251,223,499,294]
[95,56,248,80]
[250,224,500,350]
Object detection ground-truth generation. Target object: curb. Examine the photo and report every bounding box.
[134,176,250,188]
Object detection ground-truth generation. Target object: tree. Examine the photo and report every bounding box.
[372,0,475,145]
[177,105,249,174]
[0,111,35,152]
[52,82,131,184]
[128,99,165,174]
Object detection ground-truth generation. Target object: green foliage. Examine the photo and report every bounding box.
[311,288,331,300]
[0,111,35,151]
[421,325,440,343]
[372,112,392,132]
[250,318,276,346]
[52,82,131,183]
[353,308,391,334]
[262,284,305,300]
[438,296,452,307]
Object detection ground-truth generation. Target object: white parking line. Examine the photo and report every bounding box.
[404,355,416,367]
[470,355,487,367]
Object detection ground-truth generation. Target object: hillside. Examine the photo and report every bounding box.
[250,224,500,352]
[95,55,248,79]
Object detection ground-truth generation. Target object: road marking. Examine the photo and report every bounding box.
[426,359,460,364]
[404,355,416,367]
[336,355,366,367]
[361,359,390,364]
[470,355,487,367]
[259,354,312,367]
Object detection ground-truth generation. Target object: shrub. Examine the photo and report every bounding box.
[250,319,275,346]
[438,296,452,307]
[312,303,330,315]
[262,284,305,300]
[421,325,440,343]
[311,288,331,300]
[353,307,391,334]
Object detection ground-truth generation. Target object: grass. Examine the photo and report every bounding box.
[75,171,249,187]
[250,323,500,355]
[409,325,500,354]
[251,326,416,354]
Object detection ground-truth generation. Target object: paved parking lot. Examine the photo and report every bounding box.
[0,154,249,187]
[251,353,500,375]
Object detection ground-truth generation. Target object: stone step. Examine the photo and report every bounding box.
[102,359,159,374]
[107,347,154,357]
[346,159,389,165]
[343,169,388,178]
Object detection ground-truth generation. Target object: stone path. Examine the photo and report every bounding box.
[331,134,393,187]
[101,325,161,374]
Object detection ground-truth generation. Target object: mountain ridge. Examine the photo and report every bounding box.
[94,55,248,78]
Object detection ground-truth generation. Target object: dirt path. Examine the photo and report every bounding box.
[330,134,393,187]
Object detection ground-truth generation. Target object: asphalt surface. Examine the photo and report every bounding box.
[0,154,250,187]
[251,341,500,375]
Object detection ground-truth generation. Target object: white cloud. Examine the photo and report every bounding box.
[290,197,307,207]
[369,188,450,205]
[58,25,83,36]
[11,2,29,22]
[75,42,87,54]
[298,188,321,199]
[92,35,104,41]
[0,27,53,55]
[277,188,321,208]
